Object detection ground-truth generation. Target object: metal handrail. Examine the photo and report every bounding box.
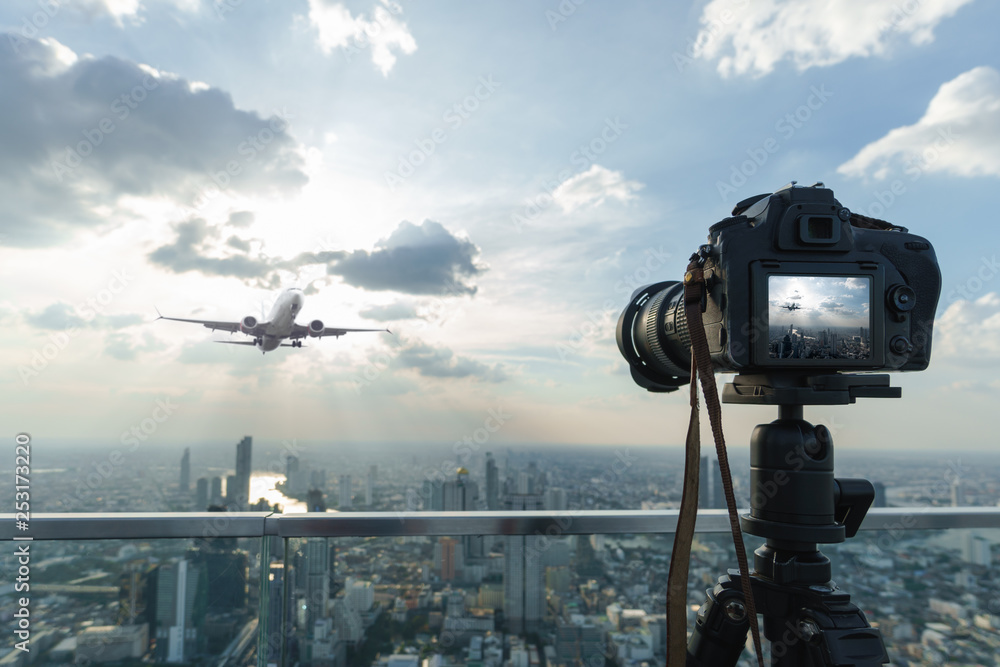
[4,507,1000,541]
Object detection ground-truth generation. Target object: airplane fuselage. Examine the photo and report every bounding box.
[257,288,305,351]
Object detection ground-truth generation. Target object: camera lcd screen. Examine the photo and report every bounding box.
[767,275,872,361]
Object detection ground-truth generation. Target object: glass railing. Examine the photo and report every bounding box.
[3,508,1000,666]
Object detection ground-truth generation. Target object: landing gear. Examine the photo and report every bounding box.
[292,340,302,348]
[254,336,263,346]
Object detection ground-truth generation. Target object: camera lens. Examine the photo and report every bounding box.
[616,281,691,391]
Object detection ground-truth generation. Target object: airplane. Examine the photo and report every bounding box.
[782,302,801,312]
[156,287,389,354]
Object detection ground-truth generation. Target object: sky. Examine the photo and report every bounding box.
[3,0,1000,453]
[768,276,871,331]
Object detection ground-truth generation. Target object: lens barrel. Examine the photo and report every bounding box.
[616,281,692,392]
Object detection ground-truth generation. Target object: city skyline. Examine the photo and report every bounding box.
[2,0,999,454]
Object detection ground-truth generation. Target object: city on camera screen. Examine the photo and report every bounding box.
[767,275,872,361]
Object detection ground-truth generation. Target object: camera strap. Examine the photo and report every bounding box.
[666,257,764,667]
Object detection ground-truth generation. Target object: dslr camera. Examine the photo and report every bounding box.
[617,182,941,393]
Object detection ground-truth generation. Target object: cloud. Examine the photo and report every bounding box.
[24,302,144,330]
[307,0,417,76]
[149,218,278,282]
[104,331,166,360]
[149,218,485,296]
[0,35,307,246]
[552,165,644,213]
[693,0,974,78]
[328,220,485,296]
[935,293,1000,362]
[359,301,422,321]
[70,0,202,26]
[392,338,507,382]
[838,66,1000,180]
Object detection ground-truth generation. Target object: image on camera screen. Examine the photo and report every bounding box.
[767,275,872,361]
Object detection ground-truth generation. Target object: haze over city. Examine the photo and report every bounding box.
[2,0,999,457]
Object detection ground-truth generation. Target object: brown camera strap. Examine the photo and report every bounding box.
[665,260,764,667]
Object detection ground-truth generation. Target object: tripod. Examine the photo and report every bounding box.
[686,374,894,666]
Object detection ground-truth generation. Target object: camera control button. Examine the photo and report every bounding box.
[888,285,917,312]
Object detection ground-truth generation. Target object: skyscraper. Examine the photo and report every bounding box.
[210,476,223,505]
[699,455,710,508]
[153,559,205,663]
[504,492,544,634]
[366,465,376,506]
[234,436,252,511]
[179,448,190,492]
[339,475,352,509]
[485,452,499,510]
[443,469,483,560]
[195,478,208,510]
[711,458,726,509]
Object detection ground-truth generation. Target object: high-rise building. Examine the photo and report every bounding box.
[504,493,544,635]
[422,479,444,510]
[699,455,710,508]
[366,465,376,506]
[304,538,330,630]
[234,436,252,511]
[210,476,224,505]
[195,478,208,510]
[153,559,205,663]
[307,489,326,512]
[338,474,352,509]
[444,469,483,560]
[440,537,460,581]
[544,488,567,511]
[711,458,726,509]
[225,474,237,505]
[485,452,499,510]
[179,448,190,492]
[951,477,966,507]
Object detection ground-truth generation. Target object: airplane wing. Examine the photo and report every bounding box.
[288,324,390,340]
[156,312,259,335]
[214,341,304,347]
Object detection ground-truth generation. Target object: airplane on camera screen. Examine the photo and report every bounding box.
[157,287,389,354]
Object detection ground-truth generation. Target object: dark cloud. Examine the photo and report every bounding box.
[328,220,484,296]
[149,218,275,282]
[393,339,507,382]
[149,218,485,297]
[359,301,421,321]
[0,36,307,246]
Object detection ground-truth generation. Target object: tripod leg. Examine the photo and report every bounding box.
[686,571,750,667]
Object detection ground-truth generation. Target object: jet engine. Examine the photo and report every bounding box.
[240,315,258,333]
[308,320,325,337]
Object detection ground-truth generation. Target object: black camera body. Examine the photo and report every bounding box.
[617,182,941,392]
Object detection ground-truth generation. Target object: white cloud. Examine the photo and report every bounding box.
[73,0,201,26]
[935,293,1000,361]
[693,0,974,78]
[308,0,417,76]
[552,165,644,213]
[838,66,1000,180]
